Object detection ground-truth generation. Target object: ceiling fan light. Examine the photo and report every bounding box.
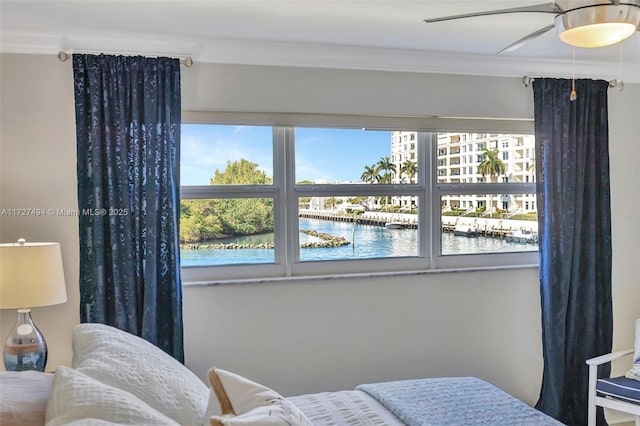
[560,22,636,47]
[555,4,640,48]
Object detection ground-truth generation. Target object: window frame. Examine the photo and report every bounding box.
[180,113,537,283]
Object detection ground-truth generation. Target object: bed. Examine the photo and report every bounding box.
[1,323,563,425]
[292,378,564,425]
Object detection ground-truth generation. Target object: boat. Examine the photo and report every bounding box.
[453,223,479,237]
[505,229,538,244]
[385,222,406,230]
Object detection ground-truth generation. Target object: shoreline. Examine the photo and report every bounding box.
[181,211,539,250]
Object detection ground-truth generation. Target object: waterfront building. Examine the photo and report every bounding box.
[391,131,536,214]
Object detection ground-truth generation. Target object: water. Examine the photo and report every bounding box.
[3,348,46,372]
[441,232,537,256]
[181,218,537,266]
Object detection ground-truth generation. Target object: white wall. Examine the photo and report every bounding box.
[1,54,638,410]
[0,54,79,370]
[182,63,532,119]
[184,268,545,403]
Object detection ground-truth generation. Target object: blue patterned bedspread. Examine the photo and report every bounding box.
[356,377,564,426]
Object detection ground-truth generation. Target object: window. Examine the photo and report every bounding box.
[181,121,536,281]
[180,125,280,276]
[436,132,537,264]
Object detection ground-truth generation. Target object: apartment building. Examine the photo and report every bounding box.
[391,131,536,215]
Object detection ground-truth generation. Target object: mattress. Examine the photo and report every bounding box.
[289,389,405,425]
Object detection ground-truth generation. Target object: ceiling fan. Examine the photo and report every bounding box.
[424,0,640,53]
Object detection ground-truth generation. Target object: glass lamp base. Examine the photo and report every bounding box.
[3,309,47,372]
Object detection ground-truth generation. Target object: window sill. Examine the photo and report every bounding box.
[181,263,539,287]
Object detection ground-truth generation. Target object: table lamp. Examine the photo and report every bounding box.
[0,238,67,371]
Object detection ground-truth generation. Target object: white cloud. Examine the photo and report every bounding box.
[181,125,273,185]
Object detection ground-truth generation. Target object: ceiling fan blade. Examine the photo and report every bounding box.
[424,2,563,23]
[498,24,556,54]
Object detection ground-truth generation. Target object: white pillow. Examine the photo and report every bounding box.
[72,323,208,425]
[625,318,640,381]
[45,366,179,425]
[205,367,312,426]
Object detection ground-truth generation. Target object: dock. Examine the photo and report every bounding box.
[299,210,418,229]
[299,209,538,241]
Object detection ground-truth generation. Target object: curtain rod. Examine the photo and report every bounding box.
[521,75,619,89]
[57,51,193,67]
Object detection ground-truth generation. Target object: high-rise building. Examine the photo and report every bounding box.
[390,131,536,214]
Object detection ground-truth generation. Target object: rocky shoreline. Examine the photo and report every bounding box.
[181,229,350,250]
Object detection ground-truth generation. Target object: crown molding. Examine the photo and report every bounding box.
[2,31,638,83]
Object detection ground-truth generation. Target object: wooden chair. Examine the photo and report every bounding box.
[586,349,640,426]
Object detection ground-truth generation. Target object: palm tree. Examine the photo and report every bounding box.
[324,197,338,210]
[478,148,505,179]
[376,156,396,208]
[400,160,417,183]
[399,160,418,211]
[478,148,506,217]
[360,164,380,184]
[375,156,396,184]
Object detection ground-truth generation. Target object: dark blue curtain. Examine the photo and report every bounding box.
[73,54,184,362]
[533,78,612,425]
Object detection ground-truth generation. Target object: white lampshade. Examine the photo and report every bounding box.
[0,239,68,309]
[555,5,640,48]
[559,22,637,48]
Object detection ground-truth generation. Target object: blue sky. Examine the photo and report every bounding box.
[181,124,392,185]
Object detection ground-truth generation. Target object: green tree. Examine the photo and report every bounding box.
[180,159,275,243]
[360,164,380,184]
[180,199,224,243]
[212,159,272,185]
[478,148,506,180]
[219,198,273,235]
[375,156,396,184]
[477,148,506,217]
[400,160,417,183]
[347,196,367,206]
[213,160,273,235]
[324,197,339,210]
[376,156,396,207]
[299,197,312,208]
